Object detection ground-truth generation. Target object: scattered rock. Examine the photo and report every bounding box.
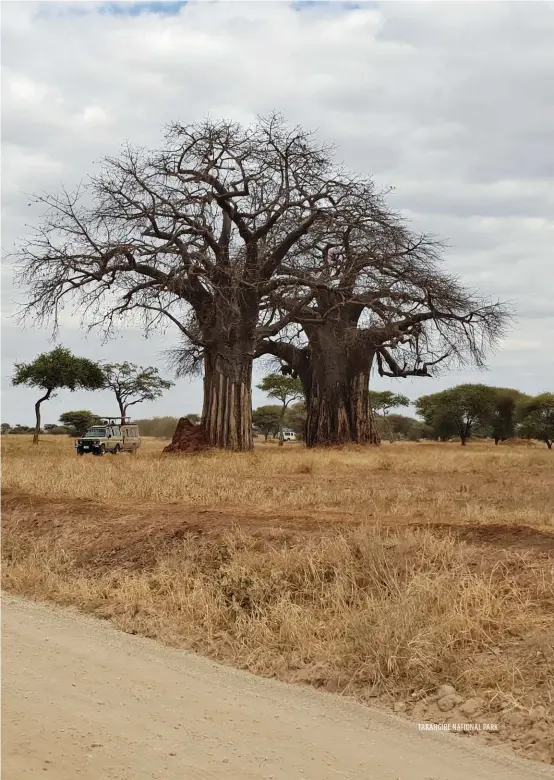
[459,698,485,717]
[436,684,456,698]
[393,702,407,713]
[437,694,464,712]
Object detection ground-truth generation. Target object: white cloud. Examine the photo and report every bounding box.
[2,0,554,422]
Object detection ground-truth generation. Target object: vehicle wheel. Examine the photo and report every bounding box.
[98,445,105,456]
[130,445,137,455]
[77,450,84,456]
[112,445,121,455]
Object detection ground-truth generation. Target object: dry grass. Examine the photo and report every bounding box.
[3,435,553,526]
[2,435,554,763]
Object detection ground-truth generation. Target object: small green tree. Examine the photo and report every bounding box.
[252,405,282,441]
[415,384,498,446]
[102,362,174,418]
[516,393,554,449]
[490,388,529,444]
[12,347,105,444]
[257,373,304,445]
[368,391,411,443]
[59,410,102,437]
[185,413,201,425]
[1,423,11,435]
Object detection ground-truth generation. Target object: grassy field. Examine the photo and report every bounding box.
[2,434,554,763]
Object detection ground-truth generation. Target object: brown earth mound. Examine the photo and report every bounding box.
[162,417,210,453]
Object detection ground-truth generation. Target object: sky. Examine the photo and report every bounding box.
[2,0,553,426]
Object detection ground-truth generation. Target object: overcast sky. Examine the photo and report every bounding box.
[2,0,553,426]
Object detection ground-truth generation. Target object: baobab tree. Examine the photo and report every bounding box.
[256,218,509,447]
[13,115,381,451]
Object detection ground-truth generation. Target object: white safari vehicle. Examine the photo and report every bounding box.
[75,417,141,456]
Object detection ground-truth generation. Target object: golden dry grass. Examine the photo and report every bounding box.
[2,434,554,763]
[3,435,553,526]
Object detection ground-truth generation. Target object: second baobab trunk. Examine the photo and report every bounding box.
[305,367,380,448]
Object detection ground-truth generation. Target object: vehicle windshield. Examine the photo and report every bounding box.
[84,427,107,437]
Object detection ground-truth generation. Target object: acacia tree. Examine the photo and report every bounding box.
[257,373,304,445]
[15,115,368,451]
[102,362,173,418]
[489,387,529,444]
[415,384,498,446]
[252,405,281,441]
[516,393,554,449]
[12,347,105,444]
[258,219,508,447]
[59,410,101,437]
[368,390,410,443]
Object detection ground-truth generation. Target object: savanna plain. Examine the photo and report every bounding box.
[2,435,554,765]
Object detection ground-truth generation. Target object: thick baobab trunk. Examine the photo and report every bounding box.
[33,389,51,445]
[202,348,254,451]
[300,318,380,447]
[305,366,379,448]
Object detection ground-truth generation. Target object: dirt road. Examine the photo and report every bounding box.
[3,595,552,780]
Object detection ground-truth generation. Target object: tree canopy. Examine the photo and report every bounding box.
[415,384,499,445]
[59,410,101,437]
[12,347,105,443]
[488,387,529,444]
[102,362,173,418]
[252,405,282,441]
[516,393,554,449]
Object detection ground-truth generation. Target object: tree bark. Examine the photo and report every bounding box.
[278,405,286,446]
[34,389,52,444]
[202,347,253,451]
[258,329,379,448]
[305,366,379,448]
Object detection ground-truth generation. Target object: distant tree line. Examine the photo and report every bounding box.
[4,378,553,449]
[412,385,553,448]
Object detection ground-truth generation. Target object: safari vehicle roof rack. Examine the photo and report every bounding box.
[96,416,134,425]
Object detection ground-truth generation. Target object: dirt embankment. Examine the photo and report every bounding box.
[3,490,554,765]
